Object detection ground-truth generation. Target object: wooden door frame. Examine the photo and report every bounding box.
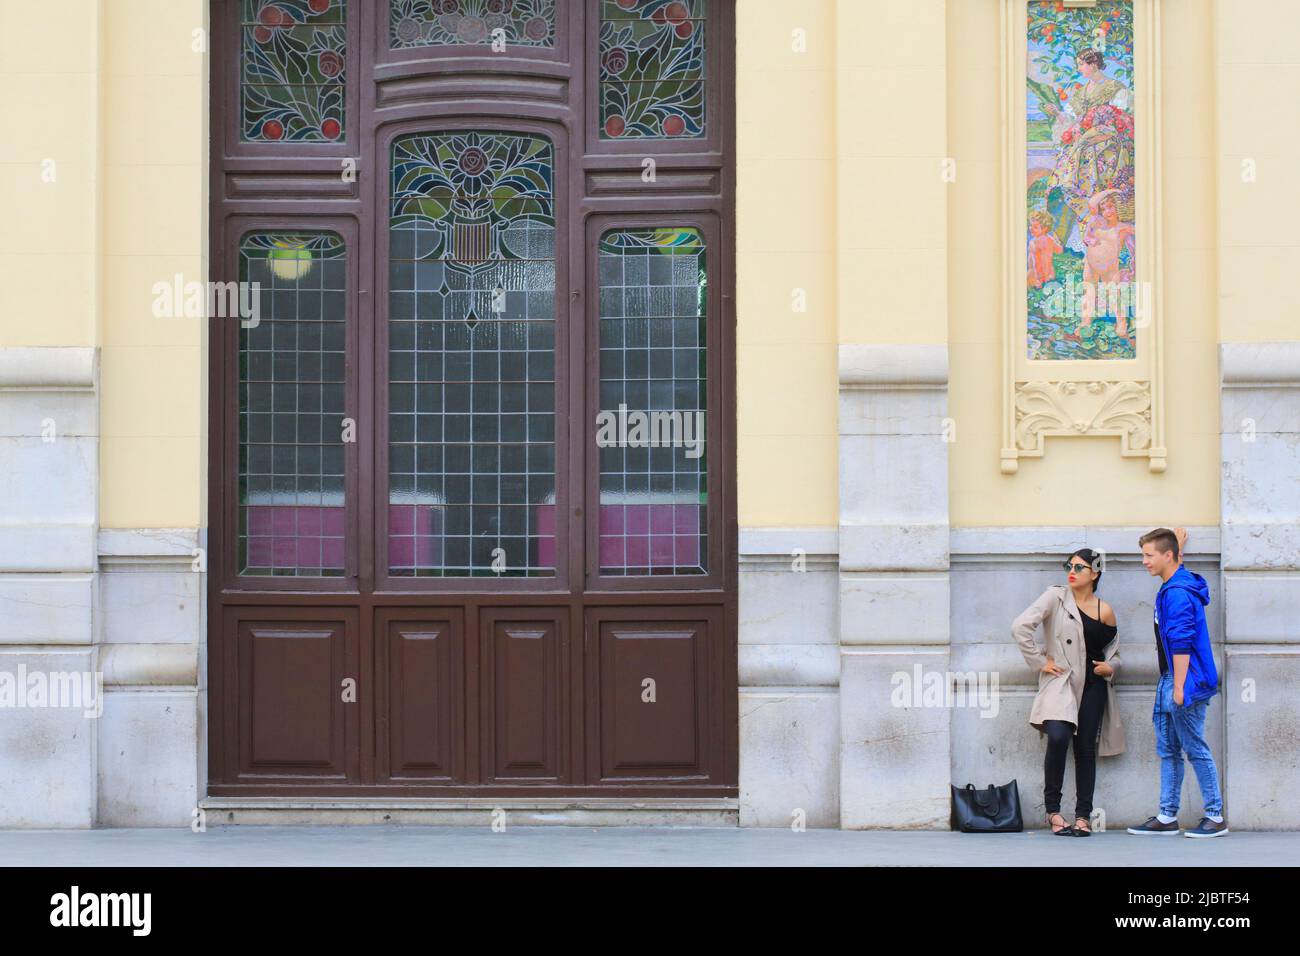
[206,0,738,798]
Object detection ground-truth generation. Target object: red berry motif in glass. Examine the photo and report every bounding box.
[241,0,346,143]
[600,0,706,139]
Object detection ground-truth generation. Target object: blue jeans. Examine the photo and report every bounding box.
[1153,672,1223,817]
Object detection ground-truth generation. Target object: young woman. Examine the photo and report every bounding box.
[1012,549,1126,836]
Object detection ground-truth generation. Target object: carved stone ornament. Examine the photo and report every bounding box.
[1015,379,1151,454]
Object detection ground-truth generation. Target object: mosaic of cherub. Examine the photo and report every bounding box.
[1078,187,1136,343]
[1027,209,1064,288]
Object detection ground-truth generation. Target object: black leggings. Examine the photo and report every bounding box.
[1043,678,1108,819]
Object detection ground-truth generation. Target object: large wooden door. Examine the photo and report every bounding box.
[207,0,736,797]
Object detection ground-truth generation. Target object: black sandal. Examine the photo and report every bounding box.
[1047,812,1073,835]
[1072,817,1092,837]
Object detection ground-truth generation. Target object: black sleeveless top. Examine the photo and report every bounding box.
[1078,600,1117,684]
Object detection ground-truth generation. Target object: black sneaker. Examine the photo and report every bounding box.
[1184,817,1229,838]
[1127,816,1181,835]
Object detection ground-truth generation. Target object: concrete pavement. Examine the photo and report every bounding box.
[0,826,1294,866]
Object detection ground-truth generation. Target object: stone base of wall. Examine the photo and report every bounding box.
[200,798,738,827]
[735,523,1251,830]
[96,530,203,827]
[0,348,99,828]
[738,529,840,828]
[0,362,203,832]
[1220,342,1300,829]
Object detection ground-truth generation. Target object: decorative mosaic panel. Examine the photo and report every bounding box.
[241,0,346,142]
[388,132,556,576]
[599,0,706,139]
[597,228,707,575]
[390,0,556,49]
[1026,0,1136,360]
[239,232,348,575]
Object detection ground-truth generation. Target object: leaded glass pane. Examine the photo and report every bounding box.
[241,0,346,142]
[597,228,706,575]
[389,132,556,576]
[239,232,348,576]
[599,0,705,139]
[390,0,556,49]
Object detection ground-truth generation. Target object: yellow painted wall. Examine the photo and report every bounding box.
[736,0,839,528]
[1215,0,1300,342]
[947,0,1221,527]
[835,0,948,347]
[0,0,99,348]
[12,0,1281,535]
[0,0,206,528]
[734,0,948,528]
[99,0,207,528]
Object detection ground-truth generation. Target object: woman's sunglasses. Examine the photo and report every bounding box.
[1062,561,1094,574]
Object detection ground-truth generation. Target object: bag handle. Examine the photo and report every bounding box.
[970,783,1001,815]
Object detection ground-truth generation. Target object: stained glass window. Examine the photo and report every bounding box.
[239,232,348,576]
[597,228,707,574]
[241,0,346,142]
[388,132,556,576]
[599,0,706,139]
[390,0,556,49]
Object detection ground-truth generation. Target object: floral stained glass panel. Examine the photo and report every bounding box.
[239,232,348,576]
[242,0,346,142]
[388,132,557,576]
[597,228,707,575]
[600,0,705,139]
[1026,0,1137,360]
[390,0,556,49]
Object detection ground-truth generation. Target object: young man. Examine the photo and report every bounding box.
[1127,527,1228,837]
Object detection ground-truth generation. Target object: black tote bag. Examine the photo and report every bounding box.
[950,780,1024,832]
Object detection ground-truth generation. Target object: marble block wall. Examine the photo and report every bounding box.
[1220,343,1300,830]
[97,528,202,827]
[0,348,99,826]
[837,344,952,829]
[738,528,840,827]
[0,347,202,828]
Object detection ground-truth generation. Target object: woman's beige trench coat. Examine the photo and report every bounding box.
[1011,585,1126,757]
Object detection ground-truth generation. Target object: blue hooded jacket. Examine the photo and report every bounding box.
[1154,566,1218,705]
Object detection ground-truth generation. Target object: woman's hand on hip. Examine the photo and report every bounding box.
[1041,656,1066,677]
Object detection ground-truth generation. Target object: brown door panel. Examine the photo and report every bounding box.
[375,608,466,782]
[587,607,724,784]
[480,608,567,784]
[229,607,358,782]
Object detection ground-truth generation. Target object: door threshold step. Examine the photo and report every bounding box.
[200,797,740,827]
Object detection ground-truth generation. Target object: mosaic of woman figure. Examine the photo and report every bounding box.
[1041,49,1135,245]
